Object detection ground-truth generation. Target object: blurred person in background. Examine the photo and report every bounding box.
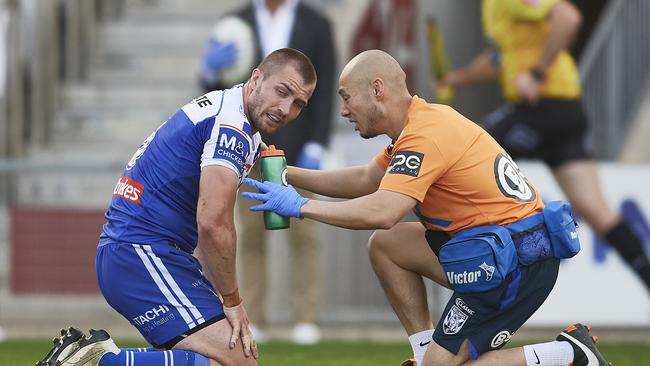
[438,0,650,295]
[36,48,317,366]
[242,49,610,366]
[199,0,336,344]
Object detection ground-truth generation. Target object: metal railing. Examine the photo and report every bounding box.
[579,0,650,160]
[0,0,124,161]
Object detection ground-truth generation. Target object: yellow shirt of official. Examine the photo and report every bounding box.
[482,0,581,102]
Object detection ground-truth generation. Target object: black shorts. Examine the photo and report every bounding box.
[433,257,560,359]
[483,99,593,168]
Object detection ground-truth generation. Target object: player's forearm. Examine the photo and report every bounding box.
[534,0,582,73]
[447,50,499,87]
[197,224,241,307]
[288,165,378,199]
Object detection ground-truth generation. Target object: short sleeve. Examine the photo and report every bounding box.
[378,132,446,203]
[201,124,251,177]
[373,144,393,171]
[504,0,557,20]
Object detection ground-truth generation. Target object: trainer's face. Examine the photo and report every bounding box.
[247,65,314,134]
[338,75,382,139]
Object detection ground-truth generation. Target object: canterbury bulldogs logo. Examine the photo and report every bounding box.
[479,261,495,281]
[494,153,535,202]
[388,151,424,177]
[443,305,469,335]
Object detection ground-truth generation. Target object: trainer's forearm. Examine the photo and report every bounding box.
[288,165,379,199]
[300,196,394,229]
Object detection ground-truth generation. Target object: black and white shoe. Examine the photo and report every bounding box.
[36,327,84,366]
[57,329,119,366]
[556,324,612,366]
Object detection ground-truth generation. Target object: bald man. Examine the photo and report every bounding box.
[242,50,610,366]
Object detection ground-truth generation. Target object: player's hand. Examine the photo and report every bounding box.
[223,302,258,359]
[296,141,325,170]
[201,39,238,74]
[241,178,308,218]
[515,71,541,105]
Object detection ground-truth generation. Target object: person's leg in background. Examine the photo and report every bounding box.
[485,100,650,294]
[553,160,650,293]
[288,189,322,344]
[237,169,269,341]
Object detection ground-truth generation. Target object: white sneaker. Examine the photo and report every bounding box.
[249,324,268,343]
[59,329,119,366]
[290,323,321,345]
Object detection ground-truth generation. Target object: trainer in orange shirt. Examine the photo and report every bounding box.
[243,50,610,366]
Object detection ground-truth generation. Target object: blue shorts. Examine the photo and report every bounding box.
[433,256,560,359]
[96,240,225,349]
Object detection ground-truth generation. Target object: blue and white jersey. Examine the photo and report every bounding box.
[100,85,262,252]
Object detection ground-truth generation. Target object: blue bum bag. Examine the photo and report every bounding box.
[437,225,517,293]
[543,200,580,259]
[434,200,580,294]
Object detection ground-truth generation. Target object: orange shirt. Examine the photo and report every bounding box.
[375,96,544,234]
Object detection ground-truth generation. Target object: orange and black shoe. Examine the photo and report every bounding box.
[400,358,416,366]
[556,324,612,366]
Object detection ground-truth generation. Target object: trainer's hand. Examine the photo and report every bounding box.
[223,302,258,359]
[241,178,308,218]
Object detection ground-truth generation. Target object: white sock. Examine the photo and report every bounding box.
[408,329,434,366]
[523,341,574,366]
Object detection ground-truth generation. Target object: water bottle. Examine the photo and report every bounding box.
[259,145,290,230]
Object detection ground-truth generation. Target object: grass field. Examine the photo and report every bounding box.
[2,339,648,365]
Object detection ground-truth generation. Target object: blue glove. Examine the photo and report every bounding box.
[241,178,309,219]
[296,141,326,170]
[201,39,237,75]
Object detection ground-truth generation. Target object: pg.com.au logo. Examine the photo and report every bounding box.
[113,176,145,204]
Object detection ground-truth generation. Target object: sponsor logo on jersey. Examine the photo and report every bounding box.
[194,94,213,108]
[443,304,469,335]
[455,298,475,315]
[446,270,482,285]
[491,330,513,348]
[113,176,144,204]
[494,153,535,201]
[388,150,424,177]
[215,125,251,171]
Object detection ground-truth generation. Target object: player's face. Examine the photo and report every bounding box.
[247,65,314,134]
[338,77,383,139]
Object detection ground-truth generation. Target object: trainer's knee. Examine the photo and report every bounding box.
[367,230,392,263]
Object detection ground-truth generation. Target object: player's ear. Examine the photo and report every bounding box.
[250,68,262,87]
